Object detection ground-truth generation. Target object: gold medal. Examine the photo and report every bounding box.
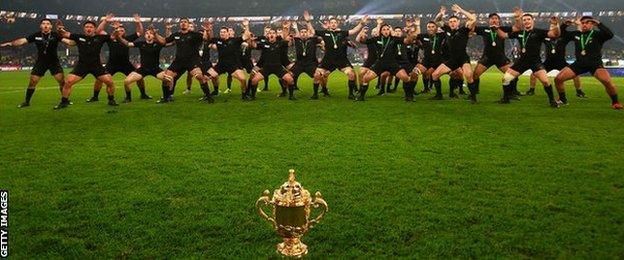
[334,44,338,49]
[492,42,496,47]
[551,49,556,54]
[581,50,586,56]
[431,50,435,54]
[522,48,526,54]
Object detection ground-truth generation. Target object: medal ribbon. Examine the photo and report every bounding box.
[580,30,594,53]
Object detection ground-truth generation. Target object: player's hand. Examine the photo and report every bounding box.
[574,16,582,25]
[104,13,114,23]
[439,6,447,15]
[202,20,212,31]
[303,10,312,22]
[242,19,250,27]
[112,21,121,29]
[55,19,65,29]
[133,13,141,23]
[322,21,329,29]
[282,20,291,29]
[376,17,383,25]
[550,16,559,25]
[513,7,523,18]
[451,4,462,13]
[405,18,414,28]
[361,15,369,25]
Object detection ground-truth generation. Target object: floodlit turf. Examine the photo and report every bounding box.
[1,69,623,258]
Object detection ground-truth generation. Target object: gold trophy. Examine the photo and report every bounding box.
[255,169,328,257]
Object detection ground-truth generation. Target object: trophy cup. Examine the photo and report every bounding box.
[255,169,328,257]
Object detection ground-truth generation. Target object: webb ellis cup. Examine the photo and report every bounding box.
[255,169,328,257]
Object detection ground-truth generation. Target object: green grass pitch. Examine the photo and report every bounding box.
[1,69,623,258]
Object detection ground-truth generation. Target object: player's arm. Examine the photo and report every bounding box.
[96,13,114,35]
[241,19,251,41]
[593,19,614,40]
[348,15,368,36]
[412,18,421,36]
[116,32,135,47]
[164,22,173,38]
[434,6,447,27]
[303,10,315,36]
[495,25,510,39]
[281,20,291,39]
[292,21,300,38]
[133,13,144,37]
[56,19,71,38]
[512,7,523,32]
[201,20,213,41]
[451,4,476,30]
[404,24,418,45]
[249,35,258,49]
[547,16,561,38]
[61,38,76,46]
[148,25,166,45]
[0,37,27,47]
[356,26,368,44]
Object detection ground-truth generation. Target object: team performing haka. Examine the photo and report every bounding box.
[1,6,621,110]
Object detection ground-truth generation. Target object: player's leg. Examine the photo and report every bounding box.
[528,74,538,96]
[462,63,478,103]
[189,67,214,103]
[87,79,104,102]
[341,66,357,100]
[19,74,43,108]
[231,69,248,100]
[573,76,586,98]
[157,70,177,103]
[395,69,414,102]
[472,63,488,95]
[593,68,621,109]
[249,70,265,100]
[533,69,558,107]
[357,69,379,101]
[123,72,145,103]
[499,69,521,104]
[54,74,83,109]
[96,73,119,106]
[553,67,577,105]
[430,63,452,99]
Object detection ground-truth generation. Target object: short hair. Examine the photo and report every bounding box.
[83,21,96,27]
[180,17,190,22]
[40,18,52,24]
[522,14,534,19]
[394,26,402,30]
[220,26,229,31]
[427,21,437,26]
[449,15,460,20]
[488,13,500,19]
[380,23,392,29]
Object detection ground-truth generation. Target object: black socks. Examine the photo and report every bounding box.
[544,85,555,102]
[25,88,35,103]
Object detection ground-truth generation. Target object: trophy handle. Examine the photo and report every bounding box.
[255,190,277,229]
[308,191,328,228]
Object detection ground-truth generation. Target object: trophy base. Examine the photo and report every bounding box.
[276,238,308,257]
